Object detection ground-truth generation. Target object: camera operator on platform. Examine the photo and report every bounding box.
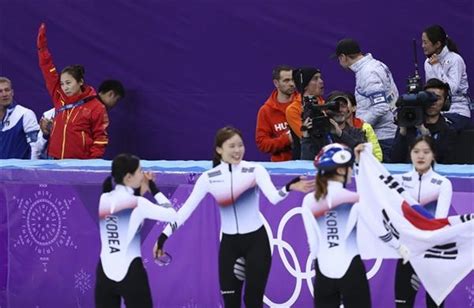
[391,78,456,163]
[299,77,366,160]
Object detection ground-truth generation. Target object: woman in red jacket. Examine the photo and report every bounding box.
[37,23,109,159]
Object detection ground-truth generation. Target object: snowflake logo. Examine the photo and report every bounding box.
[12,186,77,271]
[467,284,474,307]
[74,269,92,294]
[181,298,200,308]
[171,197,179,206]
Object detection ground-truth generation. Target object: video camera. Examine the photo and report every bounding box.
[302,96,339,137]
[396,39,437,127]
[396,91,437,127]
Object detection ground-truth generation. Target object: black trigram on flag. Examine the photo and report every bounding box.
[381,209,400,240]
[170,222,178,232]
[459,214,473,223]
[424,243,458,260]
[379,175,405,194]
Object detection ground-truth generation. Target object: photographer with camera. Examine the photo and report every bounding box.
[391,78,456,163]
[285,67,325,159]
[300,88,366,160]
[328,91,383,161]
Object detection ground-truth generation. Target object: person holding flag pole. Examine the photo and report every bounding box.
[392,136,453,307]
[355,141,473,307]
[300,143,409,307]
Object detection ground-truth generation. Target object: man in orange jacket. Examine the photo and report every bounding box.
[286,68,325,159]
[255,65,297,161]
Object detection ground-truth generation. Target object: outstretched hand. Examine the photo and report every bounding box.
[37,23,47,49]
[143,171,155,182]
[354,143,366,163]
[153,240,165,259]
[289,176,315,193]
[397,244,410,264]
[428,54,439,65]
[138,171,155,195]
[39,117,53,136]
[329,118,342,137]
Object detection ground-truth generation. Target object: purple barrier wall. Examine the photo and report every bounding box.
[0,0,473,161]
[0,168,472,307]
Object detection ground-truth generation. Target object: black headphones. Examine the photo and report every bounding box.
[441,82,451,112]
[424,78,452,111]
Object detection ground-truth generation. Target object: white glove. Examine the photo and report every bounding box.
[397,244,410,264]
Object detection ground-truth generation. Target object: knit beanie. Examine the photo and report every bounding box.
[293,67,321,93]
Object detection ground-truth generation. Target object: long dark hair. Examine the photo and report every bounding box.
[315,169,347,201]
[409,136,437,168]
[102,153,140,193]
[315,171,330,201]
[423,25,459,54]
[212,126,243,167]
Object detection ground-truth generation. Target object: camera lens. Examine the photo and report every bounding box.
[405,110,416,121]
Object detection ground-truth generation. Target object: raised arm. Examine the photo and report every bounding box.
[37,23,62,109]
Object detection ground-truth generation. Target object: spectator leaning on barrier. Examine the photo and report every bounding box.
[422,24,471,131]
[391,78,456,164]
[0,77,40,159]
[256,65,296,162]
[333,38,398,162]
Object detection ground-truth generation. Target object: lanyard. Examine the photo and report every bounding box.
[56,96,95,113]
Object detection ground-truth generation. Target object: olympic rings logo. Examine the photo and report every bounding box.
[259,208,383,307]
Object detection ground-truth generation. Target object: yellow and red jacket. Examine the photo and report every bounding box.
[38,47,109,159]
[353,117,383,161]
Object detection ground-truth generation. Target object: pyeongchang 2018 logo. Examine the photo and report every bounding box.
[11,184,77,272]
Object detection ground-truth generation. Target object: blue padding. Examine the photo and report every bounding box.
[0,159,473,177]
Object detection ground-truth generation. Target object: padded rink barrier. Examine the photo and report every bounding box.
[449,128,474,164]
[0,159,472,307]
